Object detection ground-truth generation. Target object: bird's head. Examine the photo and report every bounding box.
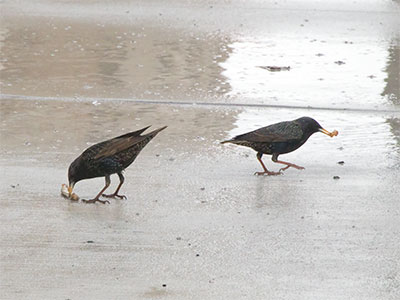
[68,157,84,196]
[296,117,338,137]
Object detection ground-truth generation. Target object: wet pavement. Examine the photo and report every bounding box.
[1,1,400,299]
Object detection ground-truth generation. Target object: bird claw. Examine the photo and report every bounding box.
[102,194,127,199]
[254,171,282,176]
[82,198,110,204]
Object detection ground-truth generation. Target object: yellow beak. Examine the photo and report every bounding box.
[319,128,339,137]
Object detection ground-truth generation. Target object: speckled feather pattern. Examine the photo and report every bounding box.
[225,117,320,155]
[83,135,156,178]
[70,126,166,181]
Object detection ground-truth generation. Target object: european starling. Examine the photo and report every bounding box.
[221,117,338,175]
[67,125,167,203]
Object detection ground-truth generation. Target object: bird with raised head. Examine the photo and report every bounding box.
[67,125,167,203]
[221,117,338,175]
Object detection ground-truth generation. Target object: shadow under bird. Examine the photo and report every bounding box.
[221,117,338,175]
[67,125,167,203]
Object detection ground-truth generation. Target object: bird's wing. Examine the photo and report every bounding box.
[92,135,148,160]
[234,121,303,143]
[79,126,152,161]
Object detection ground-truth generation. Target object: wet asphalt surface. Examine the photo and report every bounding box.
[1,1,400,299]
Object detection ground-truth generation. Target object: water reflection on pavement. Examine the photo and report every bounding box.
[1,1,400,299]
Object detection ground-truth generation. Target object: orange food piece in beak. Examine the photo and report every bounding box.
[320,128,339,137]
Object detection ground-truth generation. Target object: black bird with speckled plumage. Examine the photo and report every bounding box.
[68,125,167,203]
[221,117,337,175]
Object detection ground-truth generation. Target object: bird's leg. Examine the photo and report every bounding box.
[102,173,127,199]
[82,175,111,204]
[272,154,305,172]
[276,160,305,171]
[254,152,282,176]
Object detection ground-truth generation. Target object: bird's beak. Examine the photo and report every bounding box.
[68,183,75,196]
[319,128,338,137]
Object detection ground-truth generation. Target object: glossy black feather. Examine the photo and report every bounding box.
[68,126,166,185]
[222,117,322,155]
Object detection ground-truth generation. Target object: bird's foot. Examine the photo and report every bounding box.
[82,198,110,204]
[102,193,127,200]
[254,171,282,176]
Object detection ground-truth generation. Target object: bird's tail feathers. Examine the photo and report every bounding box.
[220,139,238,144]
[115,125,152,139]
[134,125,152,136]
[146,126,167,137]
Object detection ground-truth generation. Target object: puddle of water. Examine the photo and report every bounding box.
[0,16,231,101]
[222,36,394,109]
[1,1,398,110]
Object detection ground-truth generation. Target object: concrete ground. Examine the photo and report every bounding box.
[1,1,400,299]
